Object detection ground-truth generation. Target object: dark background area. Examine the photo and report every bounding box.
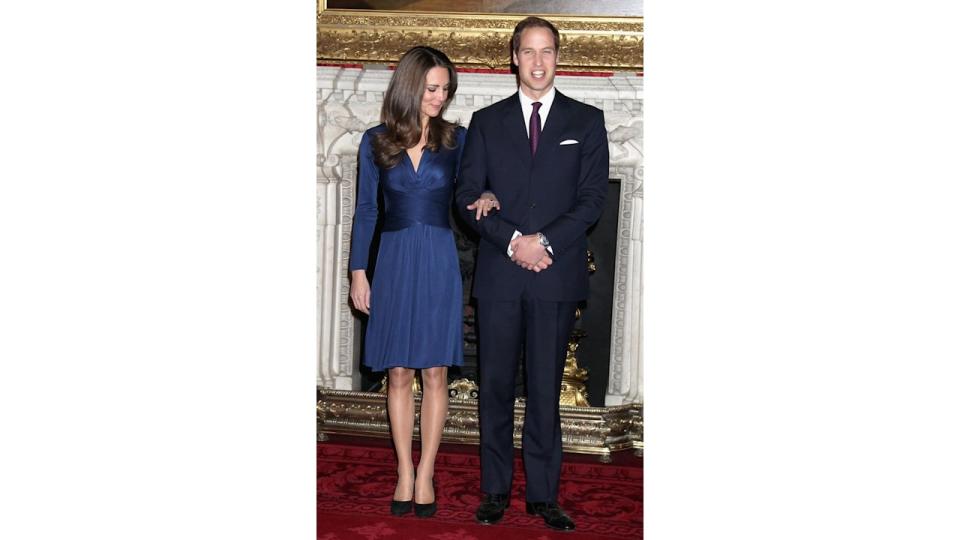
[578,179,620,406]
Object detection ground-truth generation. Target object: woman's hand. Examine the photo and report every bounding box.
[350,270,371,314]
[466,191,501,221]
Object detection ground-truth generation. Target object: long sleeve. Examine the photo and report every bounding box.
[454,114,518,251]
[348,130,380,271]
[540,110,609,256]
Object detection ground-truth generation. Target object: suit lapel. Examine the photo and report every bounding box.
[533,91,572,167]
[501,93,532,173]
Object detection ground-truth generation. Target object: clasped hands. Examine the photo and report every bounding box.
[465,193,551,272]
[510,234,552,272]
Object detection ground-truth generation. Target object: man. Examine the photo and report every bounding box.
[455,16,609,532]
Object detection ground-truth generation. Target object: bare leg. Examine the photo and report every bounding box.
[415,366,449,504]
[387,367,416,501]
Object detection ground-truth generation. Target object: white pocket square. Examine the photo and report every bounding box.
[559,139,579,145]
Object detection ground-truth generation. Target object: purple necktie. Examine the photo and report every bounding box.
[529,101,542,156]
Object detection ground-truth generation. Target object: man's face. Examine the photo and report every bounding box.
[512,26,558,100]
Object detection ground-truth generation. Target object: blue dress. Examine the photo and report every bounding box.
[348,124,466,371]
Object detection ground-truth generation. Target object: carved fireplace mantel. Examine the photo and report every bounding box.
[317,67,643,456]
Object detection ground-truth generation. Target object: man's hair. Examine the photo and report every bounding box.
[510,16,561,55]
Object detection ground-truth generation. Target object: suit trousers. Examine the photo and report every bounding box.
[476,291,578,503]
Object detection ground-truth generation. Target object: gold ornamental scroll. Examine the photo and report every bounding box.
[317,4,643,72]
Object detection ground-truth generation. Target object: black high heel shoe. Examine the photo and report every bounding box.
[413,480,437,518]
[390,499,413,516]
[390,474,414,516]
[413,500,437,518]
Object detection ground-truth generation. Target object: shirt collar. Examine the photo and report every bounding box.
[518,86,556,110]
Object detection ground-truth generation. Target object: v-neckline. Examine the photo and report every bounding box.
[406,146,427,175]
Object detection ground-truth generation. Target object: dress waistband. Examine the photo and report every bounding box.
[382,188,451,231]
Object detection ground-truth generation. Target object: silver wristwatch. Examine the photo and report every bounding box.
[536,232,551,249]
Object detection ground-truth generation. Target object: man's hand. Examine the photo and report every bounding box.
[510,234,552,272]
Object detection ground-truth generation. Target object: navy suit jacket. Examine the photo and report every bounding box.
[455,90,609,302]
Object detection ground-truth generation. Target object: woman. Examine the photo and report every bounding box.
[348,46,498,518]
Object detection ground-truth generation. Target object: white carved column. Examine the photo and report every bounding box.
[317,67,643,403]
[317,68,371,389]
[607,165,644,405]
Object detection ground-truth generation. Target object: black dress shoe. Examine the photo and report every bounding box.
[390,499,412,516]
[475,493,510,525]
[526,502,576,531]
[413,500,437,518]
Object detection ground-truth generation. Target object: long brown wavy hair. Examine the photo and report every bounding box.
[372,46,459,169]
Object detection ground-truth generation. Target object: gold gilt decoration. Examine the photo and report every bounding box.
[317,9,643,72]
[376,375,478,397]
[378,373,423,395]
[317,388,643,461]
[560,327,591,407]
[558,249,597,406]
[448,378,480,400]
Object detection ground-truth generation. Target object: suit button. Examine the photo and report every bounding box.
[529,202,536,208]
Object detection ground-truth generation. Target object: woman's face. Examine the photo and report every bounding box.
[420,66,450,123]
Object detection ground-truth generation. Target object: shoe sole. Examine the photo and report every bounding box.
[475,513,504,525]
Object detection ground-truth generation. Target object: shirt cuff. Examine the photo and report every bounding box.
[507,230,522,257]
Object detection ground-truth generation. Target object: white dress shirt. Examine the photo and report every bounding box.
[507,86,557,257]
[518,85,556,137]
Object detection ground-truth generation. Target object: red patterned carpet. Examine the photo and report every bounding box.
[317,437,642,539]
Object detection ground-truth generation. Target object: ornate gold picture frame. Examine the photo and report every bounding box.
[317,1,643,72]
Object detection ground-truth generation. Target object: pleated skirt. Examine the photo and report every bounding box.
[363,223,463,371]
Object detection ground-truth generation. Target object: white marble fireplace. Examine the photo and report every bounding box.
[317,66,643,406]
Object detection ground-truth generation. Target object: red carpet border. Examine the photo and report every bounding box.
[317,441,642,539]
